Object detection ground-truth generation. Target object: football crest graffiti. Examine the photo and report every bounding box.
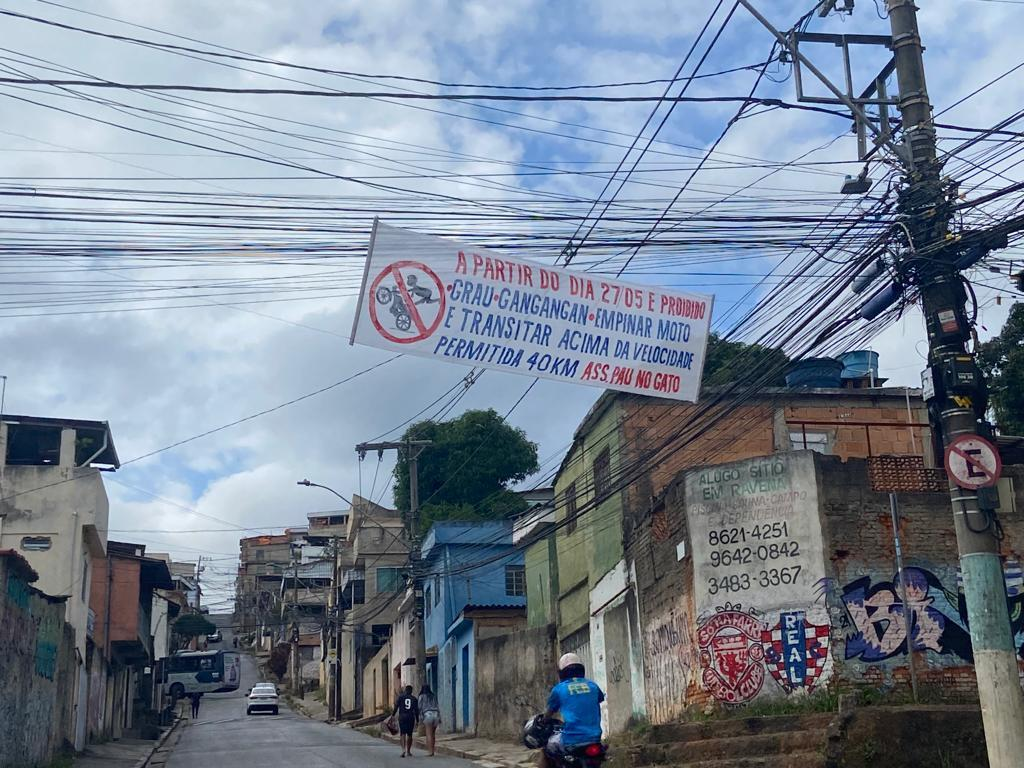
[697,607,833,702]
[697,608,766,703]
[761,611,831,693]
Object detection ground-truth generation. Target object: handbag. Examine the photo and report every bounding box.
[384,715,398,735]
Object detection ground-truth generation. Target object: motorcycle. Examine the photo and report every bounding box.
[522,713,608,767]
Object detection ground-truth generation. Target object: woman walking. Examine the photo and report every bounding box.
[418,685,440,756]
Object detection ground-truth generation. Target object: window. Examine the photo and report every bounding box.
[20,536,52,551]
[564,483,579,535]
[593,447,611,500]
[434,575,440,605]
[254,551,265,561]
[376,567,402,593]
[371,624,392,645]
[505,565,526,597]
[81,558,89,602]
[424,586,431,617]
[789,431,830,454]
[5,424,62,466]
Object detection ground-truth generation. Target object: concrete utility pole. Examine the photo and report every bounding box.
[886,3,1024,761]
[355,438,431,687]
[291,556,300,696]
[331,535,342,721]
[740,2,1024,763]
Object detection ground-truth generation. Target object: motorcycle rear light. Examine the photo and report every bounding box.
[584,744,602,757]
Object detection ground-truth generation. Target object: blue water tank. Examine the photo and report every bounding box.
[838,350,880,380]
[784,358,844,389]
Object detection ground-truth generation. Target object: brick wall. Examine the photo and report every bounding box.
[625,449,1024,722]
[820,460,1024,699]
[0,552,77,767]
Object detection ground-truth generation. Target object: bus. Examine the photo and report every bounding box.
[163,650,241,699]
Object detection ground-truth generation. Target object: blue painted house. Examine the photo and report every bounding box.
[420,521,526,732]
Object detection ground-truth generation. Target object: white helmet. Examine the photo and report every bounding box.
[558,652,582,671]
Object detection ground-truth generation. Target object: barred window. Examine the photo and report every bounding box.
[593,447,611,499]
[565,482,579,535]
[505,565,526,597]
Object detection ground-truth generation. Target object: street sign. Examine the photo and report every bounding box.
[350,222,715,402]
[944,434,1002,490]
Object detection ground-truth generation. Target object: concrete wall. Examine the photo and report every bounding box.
[475,623,558,741]
[0,553,77,767]
[525,536,558,628]
[554,395,623,639]
[0,423,111,665]
[362,641,391,718]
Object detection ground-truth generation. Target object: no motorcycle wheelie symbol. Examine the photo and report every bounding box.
[368,260,446,344]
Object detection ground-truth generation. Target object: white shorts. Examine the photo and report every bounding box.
[423,711,439,726]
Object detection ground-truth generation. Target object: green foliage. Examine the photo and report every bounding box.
[978,302,1024,435]
[702,333,790,387]
[173,612,216,638]
[268,643,290,681]
[394,409,539,532]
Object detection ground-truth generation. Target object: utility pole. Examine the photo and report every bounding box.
[740,2,1024,763]
[885,3,1024,764]
[355,438,431,688]
[329,535,340,721]
[291,555,300,697]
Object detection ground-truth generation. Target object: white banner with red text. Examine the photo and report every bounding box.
[350,222,714,402]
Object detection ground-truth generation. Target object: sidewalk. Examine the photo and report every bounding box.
[354,723,536,768]
[286,694,330,723]
[72,718,184,768]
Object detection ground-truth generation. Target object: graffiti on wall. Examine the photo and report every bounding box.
[762,611,830,693]
[685,453,832,703]
[695,605,831,703]
[838,561,1024,664]
[643,607,697,719]
[697,607,765,703]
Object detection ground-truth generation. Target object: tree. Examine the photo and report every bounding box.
[394,408,539,533]
[268,643,290,681]
[702,333,790,387]
[978,303,1024,435]
[172,613,215,649]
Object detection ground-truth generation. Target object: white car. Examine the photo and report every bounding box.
[246,683,279,716]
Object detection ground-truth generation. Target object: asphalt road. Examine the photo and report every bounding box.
[168,624,478,768]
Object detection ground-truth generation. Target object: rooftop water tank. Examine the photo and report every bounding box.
[784,358,844,389]
[838,350,880,380]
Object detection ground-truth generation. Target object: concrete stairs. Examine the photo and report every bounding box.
[632,712,833,768]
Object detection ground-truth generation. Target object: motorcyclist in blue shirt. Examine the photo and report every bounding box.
[538,653,605,767]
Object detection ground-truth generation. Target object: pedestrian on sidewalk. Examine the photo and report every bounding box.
[418,685,440,756]
[393,685,419,757]
[190,692,202,719]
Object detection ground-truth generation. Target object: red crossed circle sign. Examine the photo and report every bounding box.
[368,260,446,344]
[944,434,1002,490]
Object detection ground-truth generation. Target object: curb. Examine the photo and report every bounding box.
[132,716,184,768]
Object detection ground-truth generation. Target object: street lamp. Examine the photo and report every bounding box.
[296,479,352,506]
[296,478,348,721]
